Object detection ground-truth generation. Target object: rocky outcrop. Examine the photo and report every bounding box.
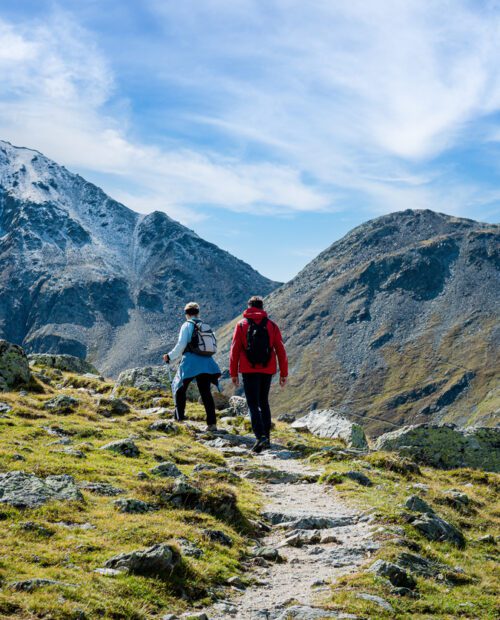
[103,543,180,577]
[0,471,83,508]
[375,424,500,472]
[100,438,140,458]
[0,340,31,391]
[291,410,368,449]
[28,353,99,375]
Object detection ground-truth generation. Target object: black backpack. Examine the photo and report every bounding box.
[244,317,272,367]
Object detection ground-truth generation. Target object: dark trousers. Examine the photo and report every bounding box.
[242,372,273,440]
[175,373,216,425]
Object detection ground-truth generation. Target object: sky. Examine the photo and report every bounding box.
[1,1,500,282]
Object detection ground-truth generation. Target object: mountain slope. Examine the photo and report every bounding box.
[0,140,278,375]
[219,210,499,434]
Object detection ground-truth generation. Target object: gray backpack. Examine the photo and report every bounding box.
[185,319,217,356]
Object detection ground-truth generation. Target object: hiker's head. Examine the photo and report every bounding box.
[248,296,264,309]
[184,302,200,318]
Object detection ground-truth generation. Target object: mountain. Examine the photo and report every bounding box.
[218,209,499,434]
[0,140,278,375]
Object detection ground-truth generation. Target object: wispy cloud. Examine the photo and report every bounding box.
[1,0,500,227]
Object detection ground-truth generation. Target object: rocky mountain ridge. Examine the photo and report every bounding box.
[0,140,278,376]
[218,209,499,433]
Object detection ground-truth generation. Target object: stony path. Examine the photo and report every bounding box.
[201,432,379,620]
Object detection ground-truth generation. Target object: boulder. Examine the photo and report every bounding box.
[409,512,466,548]
[202,529,233,547]
[168,478,201,507]
[200,390,229,410]
[284,529,321,547]
[114,498,156,514]
[116,366,197,399]
[28,353,99,375]
[396,551,466,583]
[0,340,31,391]
[101,438,140,458]
[149,420,178,434]
[369,559,417,589]
[96,397,130,417]
[405,495,435,514]
[103,543,180,577]
[375,423,500,472]
[229,395,248,416]
[150,462,183,478]
[44,395,79,413]
[0,471,83,508]
[291,409,368,449]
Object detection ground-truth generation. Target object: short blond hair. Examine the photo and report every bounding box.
[184,302,200,316]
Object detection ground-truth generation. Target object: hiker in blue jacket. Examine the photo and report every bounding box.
[163,302,221,431]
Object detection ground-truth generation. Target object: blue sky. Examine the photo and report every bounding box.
[1,0,500,281]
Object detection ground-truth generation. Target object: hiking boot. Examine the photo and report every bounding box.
[205,424,217,432]
[251,438,265,454]
[260,437,271,450]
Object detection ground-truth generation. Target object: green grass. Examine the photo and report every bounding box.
[0,370,262,619]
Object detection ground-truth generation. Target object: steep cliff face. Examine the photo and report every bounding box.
[218,210,499,434]
[0,141,278,375]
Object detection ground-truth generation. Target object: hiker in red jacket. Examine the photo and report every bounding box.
[230,296,288,453]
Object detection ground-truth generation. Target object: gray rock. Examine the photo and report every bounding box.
[227,575,245,589]
[228,395,248,416]
[60,448,86,458]
[104,543,180,577]
[114,498,156,514]
[251,546,283,562]
[278,515,356,530]
[44,395,79,413]
[115,366,202,398]
[169,478,201,506]
[291,410,368,449]
[93,568,124,576]
[405,494,435,514]
[274,606,355,619]
[345,471,372,486]
[101,438,140,457]
[18,521,54,537]
[396,551,463,583]
[284,529,321,547]
[0,340,31,391]
[28,353,99,375]
[277,412,297,423]
[180,613,209,620]
[0,402,12,413]
[150,462,182,478]
[203,390,229,411]
[375,424,500,472]
[356,593,394,611]
[178,538,203,558]
[10,578,77,592]
[0,471,83,508]
[202,529,233,547]
[149,419,178,433]
[97,397,130,417]
[79,481,125,496]
[369,559,417,589]
[410,512,466,548]
[443,490,470,509]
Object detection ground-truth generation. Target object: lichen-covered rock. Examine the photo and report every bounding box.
[115,366,171,391]
[150,462,182,478]
[149,419,178,434]
[28,353,99,375]
[0,471,83,508]
[405,495,435,514]
[0,340,31,391]
[409,512,466,548]
[44,395,79,413]
[10,578,77,592]
[345,471,373,486]
[114,498,156,513]
[291,409,368,449]
[369,559,417,589]
[202,529,233,547]
[101,438,140,457]
[96,397,130,417]
[229,395,248,417]
[79,481,124,496]
[375,423,500,472]
[103,543,180,577]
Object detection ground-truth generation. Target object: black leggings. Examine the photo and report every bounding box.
[242,372,273,439]
[175,373,216,425]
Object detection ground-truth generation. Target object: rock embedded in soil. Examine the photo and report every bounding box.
[149,419,178,433]
[369,559,417,589]
[202,529,233,547]
[274,606,354,619]
[97,397,130,417]
[0,340,31,391]
[114,498,156,513]
[0,471,83,508]
[405,494,435,514]
[100,438,140,457]
[291,409,368,449]
[44,394,79,413]
[345,470,373,486]
[10,578,77,592]
[104,543,180,577]
[79,481,124,496]
[356,592,394,611]
[150,462,183,478]
[409,512,466,547]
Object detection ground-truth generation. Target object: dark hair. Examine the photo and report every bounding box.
[248,295,264,309]
[185,307,199,316]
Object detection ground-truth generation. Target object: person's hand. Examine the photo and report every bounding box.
[279,376,287,388]
[163,354,170,364]
[232,376,240,387]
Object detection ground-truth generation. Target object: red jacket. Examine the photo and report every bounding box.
[229,308,288,377]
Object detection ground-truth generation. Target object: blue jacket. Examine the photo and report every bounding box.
[168,320,221,394]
